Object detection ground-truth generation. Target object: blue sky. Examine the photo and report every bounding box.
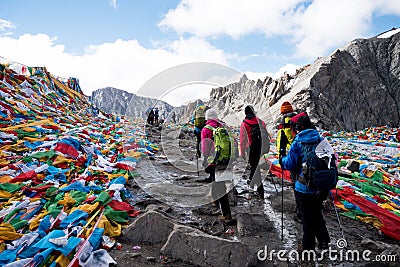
[1,0,400,105]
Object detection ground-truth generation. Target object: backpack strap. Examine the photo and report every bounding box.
[277,113,296,129]
[204,125,216,140]
[204,125,215,131]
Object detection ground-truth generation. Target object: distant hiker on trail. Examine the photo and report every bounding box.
[154,107,159,124]
[190,103,208,157]
[280,112,331,252]
[147,109,155,125]
[277,101,301,221]
[201,108,232,223]
[239,105,270,199]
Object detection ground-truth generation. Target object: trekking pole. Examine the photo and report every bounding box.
[279,134,287,242]
[263,157,278,194]
[281,167,284,241]
[329,191,345,241]
[277,130,288,241]
[193,130,200,178]
[196,152,200,178]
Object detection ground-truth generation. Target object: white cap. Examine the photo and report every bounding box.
[205,108,218,121]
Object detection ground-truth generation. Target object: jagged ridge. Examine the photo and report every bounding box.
[208,28,400,132]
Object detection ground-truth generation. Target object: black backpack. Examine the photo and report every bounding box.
[299,138,338,192]
[245,119,270,155]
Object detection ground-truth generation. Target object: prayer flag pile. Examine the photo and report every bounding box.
[0,57,158,266]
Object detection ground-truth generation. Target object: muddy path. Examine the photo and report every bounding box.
[109,125,400,267]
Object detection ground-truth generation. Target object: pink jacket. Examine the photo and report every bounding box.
[201,119,222,156]
[239,116,266,156]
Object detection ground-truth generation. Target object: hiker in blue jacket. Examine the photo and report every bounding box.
[280,112,330,252]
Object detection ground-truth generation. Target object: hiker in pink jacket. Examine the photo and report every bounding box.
[201,110,222,161]
[200,108,232,222]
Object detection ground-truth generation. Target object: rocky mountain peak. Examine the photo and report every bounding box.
[208,29,400,132]
[90,87,173,119]
[239,73,248,83]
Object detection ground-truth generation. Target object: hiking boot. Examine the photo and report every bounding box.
[218,214,232,223]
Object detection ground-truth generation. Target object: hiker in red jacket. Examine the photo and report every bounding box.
[239,105,269,199]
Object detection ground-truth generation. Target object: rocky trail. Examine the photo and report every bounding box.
[108,125,400,267]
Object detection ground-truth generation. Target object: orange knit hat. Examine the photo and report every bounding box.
[280,101,294,114]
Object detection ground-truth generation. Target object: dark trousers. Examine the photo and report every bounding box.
[291,174,302,219]
[249,143,264,197]
[195,131,201,157]
[209,165,231,216]
[297,192,330,250]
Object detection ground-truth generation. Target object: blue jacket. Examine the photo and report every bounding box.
[281,128,322,194]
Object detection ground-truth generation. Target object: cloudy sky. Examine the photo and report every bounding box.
[1,0,399,105]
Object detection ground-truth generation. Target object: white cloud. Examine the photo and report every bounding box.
[0,19,15,33]
[0,34,229,96]
[161,84,212,106]
[160,0,400,59]
[244,71,273,81]
[291,0,374,58]
[159,0,302,39]
[237,53,260,62]
[109,0,117,9]
[244,64,300,81]
[273,63,300,78]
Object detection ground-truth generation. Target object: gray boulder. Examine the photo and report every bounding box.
[120,210,174,244]
[161,225,257,267]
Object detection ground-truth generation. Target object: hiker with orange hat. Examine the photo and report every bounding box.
[276,101,302,222]
[277,101,296,155]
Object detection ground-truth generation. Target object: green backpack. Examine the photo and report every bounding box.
[204,125,235,165]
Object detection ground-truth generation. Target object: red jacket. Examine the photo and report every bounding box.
[201,119,222,156]
[239,116,266,156]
